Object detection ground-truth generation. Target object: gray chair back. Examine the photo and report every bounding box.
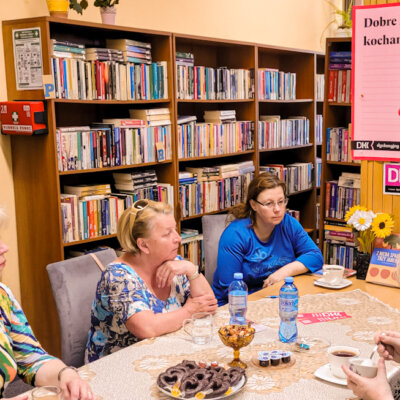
[46,248,117,367]
[202,214,229,285]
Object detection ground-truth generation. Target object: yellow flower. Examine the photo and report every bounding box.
[345,205,367,222]
[371,213,394,238]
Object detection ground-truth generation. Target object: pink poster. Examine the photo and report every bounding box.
[352,4,400,161]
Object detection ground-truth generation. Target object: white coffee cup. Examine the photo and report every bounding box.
[323,265,345,285]
[183,312,213,345]
[327,345,360,379]
[349,357,378,378]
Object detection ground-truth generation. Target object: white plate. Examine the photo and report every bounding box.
[314,363,347,386]
[158,374,247,400]
[314,278,352,289]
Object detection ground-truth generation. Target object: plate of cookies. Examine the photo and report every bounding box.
[156,360,247,399]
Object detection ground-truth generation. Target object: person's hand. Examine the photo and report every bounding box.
[156,260,197,288]
[4,395,29,400]
[342,358,393,400]
[183,294,218,315]
[262,271,285,288]
[375,331,400,363]
[59,368,94,400]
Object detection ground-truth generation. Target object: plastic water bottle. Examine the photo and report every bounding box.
[279,277,298,343]
[228,272,248,325]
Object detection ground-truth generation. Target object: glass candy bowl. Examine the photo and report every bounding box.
[218,324,255,369]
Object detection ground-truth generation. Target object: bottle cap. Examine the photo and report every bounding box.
[233,272,243,280]
[284,277,294,283]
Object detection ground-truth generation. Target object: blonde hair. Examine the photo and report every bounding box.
[0,206,8,231]
[230,173,286,224]
[117,200,173,254]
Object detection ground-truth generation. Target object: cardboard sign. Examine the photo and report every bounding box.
[383,163,400,195]
[297,312,351,325]
[366,248,400,288]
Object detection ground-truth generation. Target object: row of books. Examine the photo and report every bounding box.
[258,115,310,150]
[286,209,300,221]
[316,158,322,187]
[329,51,351,70]
[60,178,174,243]
[316,114,323,144]
[51,57,168,101]
[176,65,254,100]
[180,229,204,270]
[325,173,361,219]
[56,120,172,172]
[326,125,352,162]
[323,240,356,270]
[258,68,296,100]
[52,38,153,64]
[327,69,351,103]
[260,162,314,194]
[179,172,253,218]
[177,120,254,159]
[316,74,325,102]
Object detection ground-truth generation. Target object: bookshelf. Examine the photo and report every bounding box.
[3,17,322,355]
[319,37,360,266]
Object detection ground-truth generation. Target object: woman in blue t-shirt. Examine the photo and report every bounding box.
[212,173,323,305]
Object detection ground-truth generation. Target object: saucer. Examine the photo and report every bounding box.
[314,278,352,289]
[314,363,347,386]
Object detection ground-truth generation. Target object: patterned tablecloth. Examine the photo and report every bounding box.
[79,289,400,400]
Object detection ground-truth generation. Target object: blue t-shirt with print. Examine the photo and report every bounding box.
[212,214,323,305]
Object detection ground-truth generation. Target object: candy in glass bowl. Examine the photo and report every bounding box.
[218,324,255,369]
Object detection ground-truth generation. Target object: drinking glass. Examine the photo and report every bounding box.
[31,386,62,400]
[183,312,213,345]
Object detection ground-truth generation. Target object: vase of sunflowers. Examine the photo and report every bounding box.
[345,206,395,280]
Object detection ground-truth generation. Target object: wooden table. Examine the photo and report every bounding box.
[75,275,400,400]
[251,275,399,309]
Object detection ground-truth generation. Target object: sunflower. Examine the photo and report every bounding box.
[371,213,394,238]
[345,205,368,222]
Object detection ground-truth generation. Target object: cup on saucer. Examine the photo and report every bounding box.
[322,265,345,286]
[349,358,378,378]
[327,345,360,379]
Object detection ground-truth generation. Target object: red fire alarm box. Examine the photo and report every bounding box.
[0,101,47,135]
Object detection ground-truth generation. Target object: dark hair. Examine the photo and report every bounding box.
[229,173,286,224]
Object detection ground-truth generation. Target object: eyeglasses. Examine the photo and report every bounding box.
[131,199,149,221]
[254,198,288,209]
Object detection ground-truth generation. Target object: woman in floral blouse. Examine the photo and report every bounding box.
[0,207,93,399]
[86,200,217,362]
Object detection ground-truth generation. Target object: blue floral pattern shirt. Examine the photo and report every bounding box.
[85,259,190,362]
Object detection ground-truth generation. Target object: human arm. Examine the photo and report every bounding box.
[35,361,92,400]
[1,285,92,400]
[125,294,217,339]
[263,217,323,287]
[375,331,400,363]
[212,223,247,306]
[342,358,393,400]
[155,259,214,298]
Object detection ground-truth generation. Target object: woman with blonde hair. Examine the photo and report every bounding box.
[86,200,217,362]
[213,173,323,305]
[0,206,93,399]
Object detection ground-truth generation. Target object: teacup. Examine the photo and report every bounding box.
[183,312,213,345]
[349,357,378,378]
[323,265,345,285]
[327,345,360,379]
[31,386,62,400]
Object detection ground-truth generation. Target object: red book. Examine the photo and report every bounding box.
[328,70,335,102]
[101,131,107,167]
[325,181,331,218]
[341,70,347,103]
[333,70,338,102]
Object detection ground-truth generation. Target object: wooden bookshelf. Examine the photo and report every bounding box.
[319,37,360,259]
[3,17,323,355]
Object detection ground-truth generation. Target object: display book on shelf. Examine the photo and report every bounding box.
[2,17,322,355]
[319,37,361,269]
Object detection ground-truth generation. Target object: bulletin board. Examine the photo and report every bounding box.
[352,3,400,161]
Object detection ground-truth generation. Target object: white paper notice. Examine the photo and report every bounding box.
[353,4,400,161]
[12,27,43,90]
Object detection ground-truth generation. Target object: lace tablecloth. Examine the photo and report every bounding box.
[80,289,400,400]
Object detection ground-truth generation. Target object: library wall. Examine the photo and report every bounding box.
[0,0,339,299]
